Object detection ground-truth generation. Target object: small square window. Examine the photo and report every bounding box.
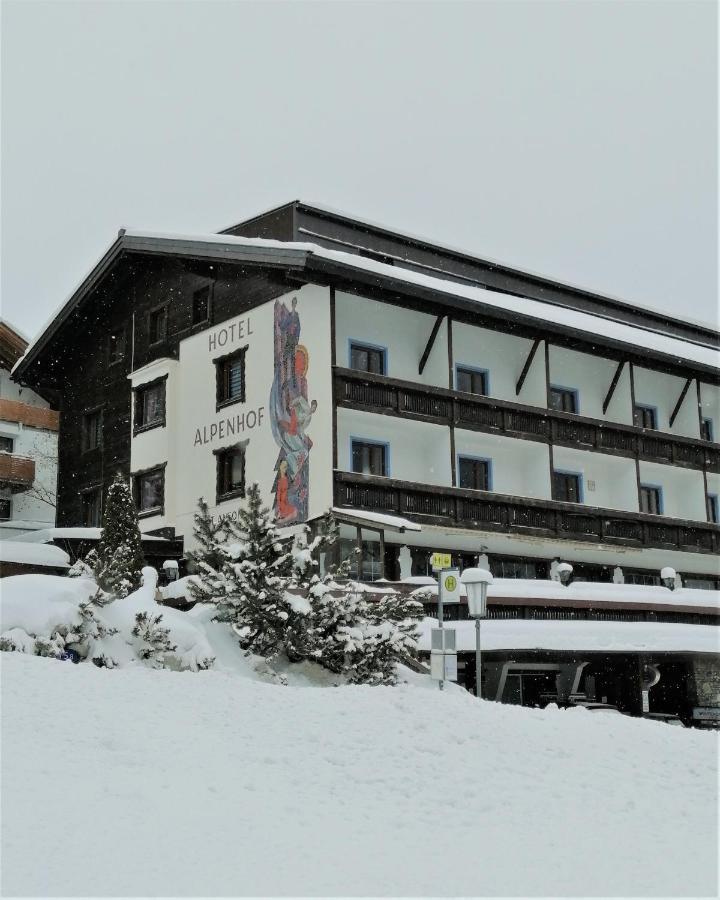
[350,342,385,375]
[134,380,166,432]
[634,405,657,430]
[193,286,211,325]
[351,440,387,477]
[82,410,103,452]
[216,349,246,407]
[81,488,102,527]
[707,494,718,524]
[0,436,14,453]
[701,418,714,442]
[640,484,662,515]
[108,329,126,366]
[0,497,11,520]
[456,367,488,396]
[552,471,582,503]
[458,456,490,491]
[549,387,578,414]
[134,468,164,515]
[149,306,168,344]
[216,446,246,500]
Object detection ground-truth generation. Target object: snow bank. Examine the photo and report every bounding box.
[0,575,95,635]
[0,541,70,568]
[13,527,168,543]
[1,652,717,897]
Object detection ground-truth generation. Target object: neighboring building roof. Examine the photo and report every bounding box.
[0,320,29,371]
[12,228,720,386]
[0,541,70,568]
[14,527,168,543]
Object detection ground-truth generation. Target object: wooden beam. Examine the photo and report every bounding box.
[669,377,693,427]
[602,360,626,414]
[515,337,541,396]
[418,315,445,375]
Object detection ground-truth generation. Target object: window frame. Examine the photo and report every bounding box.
[639,483,664,516]
[80,485,103,528]
[107,325,127,367]
[457,454,492,491]
[0,495,11,521]
[455,364,489,396]
[348,340,387,376]
[214,442,247,504]
[81,407,104,453]
[707,493,719,525]
[148,303,169,346]
[215,346,248,411]
[633,403,658,430]
[701,417,714,442]
[133,375,167,435]
[192,284,212,327]
[133,464,166,518]
[552,469,584,504]
[0,435,15,454]
[549,385,579,415]
[350,437,390,478]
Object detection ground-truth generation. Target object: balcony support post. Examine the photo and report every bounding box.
[602,360,626,414]
[418,314,445,376]
[515,337,541,396]
[669,377,693,428]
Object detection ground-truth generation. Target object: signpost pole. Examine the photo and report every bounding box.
[475,618,481,699]
[438,568,444,691]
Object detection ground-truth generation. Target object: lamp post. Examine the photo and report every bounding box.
[461,567,493,699]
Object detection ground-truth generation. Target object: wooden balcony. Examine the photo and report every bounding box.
[0,452,35,492]
[334,471,720,556]
[334,368,720,473]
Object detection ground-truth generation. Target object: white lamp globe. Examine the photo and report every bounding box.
[461,567,493,617]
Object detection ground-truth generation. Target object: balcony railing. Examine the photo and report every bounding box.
[334,471,720,555]
[0,452,35,492]
[334,368,720,473]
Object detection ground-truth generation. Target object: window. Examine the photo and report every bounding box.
[552,470,582,503]
[134,379,166,432]
[134,467,165,515]
[82,409,103,451]
[81,488,102,527]
[216,348,247,408]
[701,418,714,442]
[640,484,662,515]
[634,405,657,430]
[491,557,547,580]
[549,386,578,414]
[707,494,718,524]
[684,576,720,591]
[149,305,168,344]
[458,456,491,491]
[456,366,488,396]
[624,570,661,587]
[0,436,14,453]
[216,445,246,501]
[107,328,126,365]
[350,342,385,375]
[0,497,11,521]
[192,286,210,325]
[351,440,388,477]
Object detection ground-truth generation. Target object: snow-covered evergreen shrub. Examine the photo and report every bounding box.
[186,498,231,606]
[132,612,177,668]
[95,474,145,597]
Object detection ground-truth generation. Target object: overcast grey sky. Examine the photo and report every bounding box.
[2,0,717,339]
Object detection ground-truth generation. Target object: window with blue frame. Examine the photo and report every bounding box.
[349,342,386,375]
[707,494,718,524]
[552,470,582,503]
[458,456,491,491]
[634,404,657,430]
[640,484,663,515]
[455,366,488,396]
[701,418,714,442]
[351,439,388,477]
[549,386,578,414]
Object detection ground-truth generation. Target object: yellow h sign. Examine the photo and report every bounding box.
[431,552,452,572]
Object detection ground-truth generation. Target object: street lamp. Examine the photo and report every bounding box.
[461,567,493,699]
[660,566,677,591]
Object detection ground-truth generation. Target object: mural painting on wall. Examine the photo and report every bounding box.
[270,297,317,524]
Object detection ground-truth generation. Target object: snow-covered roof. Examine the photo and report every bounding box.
[418,617,719,654]
[331,507,422,533]
[13,229,720,381]
[0,541,70,568]
[412,577,720,612]
[13,527,168,543]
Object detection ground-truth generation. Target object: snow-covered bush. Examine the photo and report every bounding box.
[132,612,176,668]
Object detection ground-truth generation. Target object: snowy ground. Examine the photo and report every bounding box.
[2,653,718,897]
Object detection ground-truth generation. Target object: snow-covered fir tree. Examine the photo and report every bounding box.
[216,483,295,658]
[132,612,176,668]
[95,474,145,598]
[186,498,231,605]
